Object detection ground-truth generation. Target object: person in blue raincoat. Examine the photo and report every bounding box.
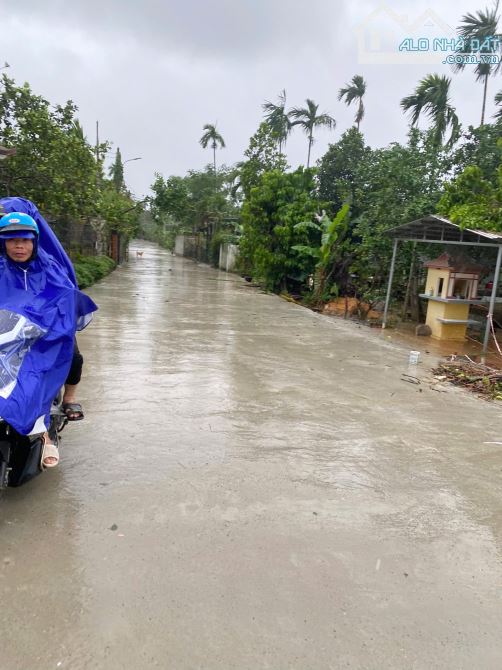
[0,209,97,468]
[0,197,91,421]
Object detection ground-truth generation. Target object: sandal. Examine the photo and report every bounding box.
[40,438,59,470]
[62,402,84,421]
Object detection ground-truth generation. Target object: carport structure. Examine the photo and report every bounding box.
[382,215,502,354]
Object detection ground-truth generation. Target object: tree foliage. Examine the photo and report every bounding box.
[109,147,124,192]
[96,184,141,237]
[239,122,287,199]
[438,163,502,230]
[149,165,238,251]
[495,90,502,120]
[151,173,190,223]
[316,127,370,218]
[0,75,140,240]
[350,130,453,296]
[0,76,101,218]
[238,168,323,291]
[292,205,351,301]
[452,123,502,183]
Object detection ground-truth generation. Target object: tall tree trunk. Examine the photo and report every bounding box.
[481,74,488,126]
[313,268,325,304]
[307,135,312,168]
[213,144,216,174]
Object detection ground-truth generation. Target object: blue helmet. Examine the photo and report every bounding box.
[0,212,39,239]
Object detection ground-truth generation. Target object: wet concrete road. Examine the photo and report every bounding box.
[2,241,502,669]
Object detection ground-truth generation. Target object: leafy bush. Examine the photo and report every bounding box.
[74,255,116,288]
[238,168,322,291]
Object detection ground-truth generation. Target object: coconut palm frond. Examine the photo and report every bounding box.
[262,89,292,151]
[454,1,501,123]
[199,123,225,149]
[401,74,460,146]
[289,98,335,167]
[339,75,367,129]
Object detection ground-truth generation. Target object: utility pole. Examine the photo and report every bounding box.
[95,121,102,195]
[95,121,99,163]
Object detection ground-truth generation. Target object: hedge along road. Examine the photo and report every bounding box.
[2,240,502,670]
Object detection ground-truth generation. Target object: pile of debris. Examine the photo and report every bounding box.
[433,356,502,401]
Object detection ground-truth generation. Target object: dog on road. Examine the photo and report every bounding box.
[136,250,144,258]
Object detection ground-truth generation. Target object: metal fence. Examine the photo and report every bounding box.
[175,234,209,262]
[48,217,127,264]
[49,218,98,258]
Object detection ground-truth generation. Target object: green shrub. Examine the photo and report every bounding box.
[74,255,116,288]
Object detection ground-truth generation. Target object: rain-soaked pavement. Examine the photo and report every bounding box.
[2,240,502,670]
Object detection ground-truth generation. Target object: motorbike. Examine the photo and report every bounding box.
[0,391,68,488]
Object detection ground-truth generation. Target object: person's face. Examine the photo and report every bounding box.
[5,237,34,262]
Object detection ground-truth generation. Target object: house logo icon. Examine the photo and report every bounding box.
[356,4,455,64]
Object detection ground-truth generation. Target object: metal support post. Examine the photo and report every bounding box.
[382,239,398,329]
[483,245,502,354]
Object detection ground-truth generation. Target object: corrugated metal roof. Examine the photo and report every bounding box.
[386,215,502,244]
[469,229,502,240]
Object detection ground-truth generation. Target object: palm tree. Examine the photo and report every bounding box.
[289,99,335,168]
[262,89,292,154]
[494,90,502,119]
[454,1,502,125]
[199,123,225,173]
[400,74,460,146]
[338,75,367,130]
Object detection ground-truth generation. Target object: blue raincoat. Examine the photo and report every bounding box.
[0,198,97,435]
[0,197,79,285]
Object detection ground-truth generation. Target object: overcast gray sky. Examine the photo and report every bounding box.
[1,0,499,199]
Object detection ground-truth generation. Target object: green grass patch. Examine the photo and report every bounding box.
[74,255,116,289]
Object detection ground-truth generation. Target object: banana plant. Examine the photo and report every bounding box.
[292,203,350,301]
